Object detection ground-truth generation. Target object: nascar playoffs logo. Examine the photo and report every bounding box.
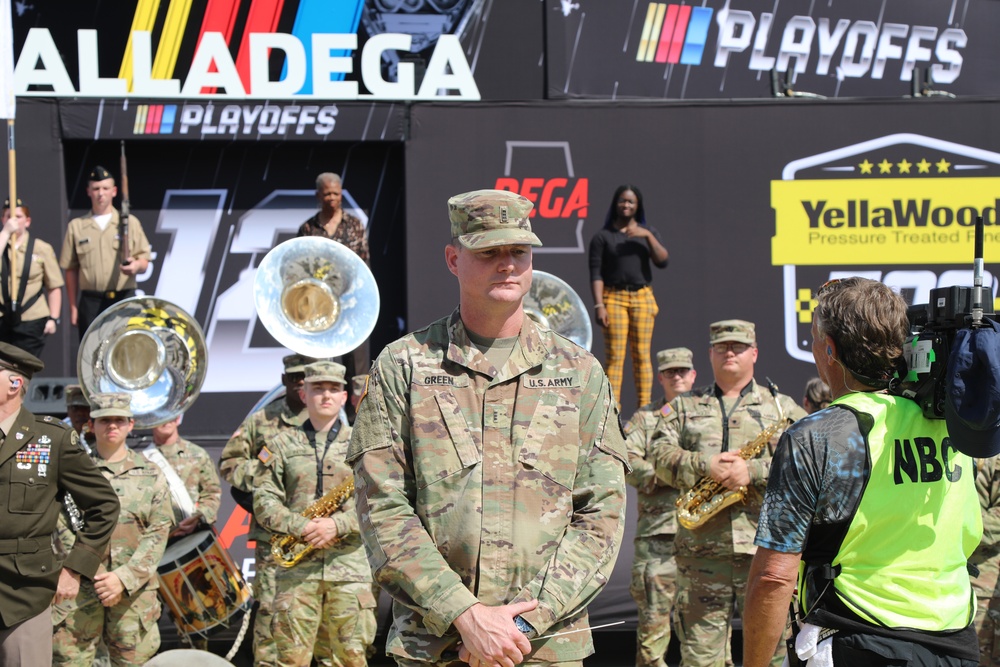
[771,134,1000,363]
[636,1,966,83]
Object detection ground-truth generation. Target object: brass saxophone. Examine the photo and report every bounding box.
[271,476,355,568]
[675,380,789,530]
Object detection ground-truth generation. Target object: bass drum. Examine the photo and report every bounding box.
[156,529,252,640]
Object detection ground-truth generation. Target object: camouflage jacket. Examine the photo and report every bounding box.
[220,398,306,541]
[93,449,172,594]
[972,456,1000,598]
[253,421,371,582]
[652,380,806,558]
[625,397,680,538]
[347,309,629,663]
[154,437,222,526]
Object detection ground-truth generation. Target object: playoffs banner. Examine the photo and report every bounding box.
[546,0,1000,99]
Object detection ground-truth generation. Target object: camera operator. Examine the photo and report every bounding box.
[743,277,981,667]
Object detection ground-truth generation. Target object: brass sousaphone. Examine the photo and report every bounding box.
[78,297,208,428]
[253,237,379,359]
[524,270,593,350]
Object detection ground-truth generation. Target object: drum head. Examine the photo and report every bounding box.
[160,530,213,567]
[143,649,234,666]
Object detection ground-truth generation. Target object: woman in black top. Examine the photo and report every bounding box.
[588,185,668,408]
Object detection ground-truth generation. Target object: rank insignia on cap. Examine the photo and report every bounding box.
[258,446,274,465]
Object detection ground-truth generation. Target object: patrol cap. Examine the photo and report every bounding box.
[709,320,756,346]
[89,165,114,182]
[303,360,346,386]
[945,318,1000,457]
[90,392,133,419]
[351,374,368,398]
[448,189,542,250]
[65,384,90,408]
[0,342,43,379]
[657,347,694,371]
[283,353,319,374]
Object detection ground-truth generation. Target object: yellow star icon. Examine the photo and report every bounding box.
[859,159,873,175]
[936,158,951,173]
[878,159,893,174]
[897,159,912,174]
[916,159,932,174]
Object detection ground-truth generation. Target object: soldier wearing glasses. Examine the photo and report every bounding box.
[652,321,806,667]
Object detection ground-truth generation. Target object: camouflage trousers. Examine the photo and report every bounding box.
[972,558,1000,666]
[674,554,785,667]
[271,577,377,667]
[254,540,278,666]
[630,535,676,667]
[52,584,161,667]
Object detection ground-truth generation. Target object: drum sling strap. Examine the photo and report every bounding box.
[142,445,197,519]
[1,236,43,327]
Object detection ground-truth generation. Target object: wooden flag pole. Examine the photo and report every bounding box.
[6,118,15,207]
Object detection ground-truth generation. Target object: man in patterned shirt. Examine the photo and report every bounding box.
[744,278,981,667]
[296,172,370,401]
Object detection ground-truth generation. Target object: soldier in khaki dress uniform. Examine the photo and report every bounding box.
[625,347,697,667]
[0,344,118,667]
[652,321,806,667]
[0,199,64,357]
[52,393,172,667]
[254,361,376,667]
[219,353,314,667]
[58,166,151,340]
[348,189,629,667]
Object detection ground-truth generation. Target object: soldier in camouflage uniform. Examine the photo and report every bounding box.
[52,393,173,667]
[348,189,629,667]
[145,415,221,537]
[973,456,1000,665]
[219,353,313,666]
[652,321,806,667]
[254,361,376,667]
[626,347,697,667]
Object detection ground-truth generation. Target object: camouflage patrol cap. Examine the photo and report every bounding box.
[709,320,756,346]
[90,392,133,419]
[283,353,319,374]
[0,342,43,379]
[448,189,542,250]
[657,347,694,371]
[303,360,347,386]
[65,384,90,408]
[351,374,368,398]
[89,165,114,182]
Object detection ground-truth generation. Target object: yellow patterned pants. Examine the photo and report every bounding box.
[602,286,658,409]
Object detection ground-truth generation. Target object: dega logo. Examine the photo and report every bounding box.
[636,1,966,83]
[493,141,590,254]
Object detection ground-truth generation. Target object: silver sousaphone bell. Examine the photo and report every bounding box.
[78,297,208,429]
[524,270,593,350]
[253,237,379,359]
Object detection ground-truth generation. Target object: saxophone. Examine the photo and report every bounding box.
[271,476,355,568]
[675,380,789,530]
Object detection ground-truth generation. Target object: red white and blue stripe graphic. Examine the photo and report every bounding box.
[636,3,713,65]
[134,104,178,134]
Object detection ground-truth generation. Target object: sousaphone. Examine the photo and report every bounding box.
[253,237,379,359]
[78,297,208,429]
[524,270,593,350]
